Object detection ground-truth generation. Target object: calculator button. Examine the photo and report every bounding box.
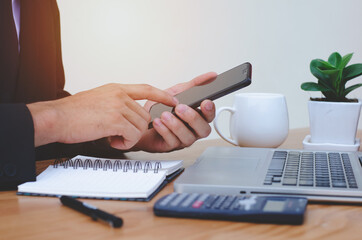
[170,193,188,207]
[196,194,210,202]
[159,192,178,206]
[232,197,245,210]
[221,196,237,210]
[213,196,227,209]
[251,197,264,211]
[238,196,256,211]
[238,204,245,211]
[180,193,199,208]
[204,196,218,209]
[190,194,210,209]
[192,200,204,209]
[232,201,240,210]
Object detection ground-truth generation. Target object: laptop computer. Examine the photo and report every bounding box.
[174,147,362,203]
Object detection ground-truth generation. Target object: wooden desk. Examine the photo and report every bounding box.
[1,128,362,240]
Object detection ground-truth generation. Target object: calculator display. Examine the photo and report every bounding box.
[263,200,286,212]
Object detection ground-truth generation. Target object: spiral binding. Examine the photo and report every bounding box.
[53,158,162,173]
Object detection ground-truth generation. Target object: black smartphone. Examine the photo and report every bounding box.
[149,62,252,128]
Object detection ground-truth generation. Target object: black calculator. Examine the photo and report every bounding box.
[153,193,308,225]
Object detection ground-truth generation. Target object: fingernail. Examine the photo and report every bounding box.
[162,112,173,121]
[176,104,188,114]
[153,118,163,127]
[173,97,179,105]
[205,101,213,111]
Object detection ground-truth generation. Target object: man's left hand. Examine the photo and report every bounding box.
[132,72,217,152]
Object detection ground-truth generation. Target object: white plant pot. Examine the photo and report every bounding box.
[308,99,362,145]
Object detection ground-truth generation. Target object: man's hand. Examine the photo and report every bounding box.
[27,83,178,150]
[133,72,217,152]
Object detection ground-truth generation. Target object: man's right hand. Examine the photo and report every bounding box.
[27,83,178,150]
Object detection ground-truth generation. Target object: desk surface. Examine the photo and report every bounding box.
[1,128,362,240]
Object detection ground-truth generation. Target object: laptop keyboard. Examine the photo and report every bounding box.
[264,151,358,189]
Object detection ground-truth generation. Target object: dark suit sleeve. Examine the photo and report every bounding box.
[0,104,36,189]
[35,139,126,161]
[0,103,125,189]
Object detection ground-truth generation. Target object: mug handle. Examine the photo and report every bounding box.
[213,107,238,146]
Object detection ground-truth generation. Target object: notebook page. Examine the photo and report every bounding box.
[18,166,166,198]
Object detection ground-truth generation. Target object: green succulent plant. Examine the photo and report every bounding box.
[301,52,362,102]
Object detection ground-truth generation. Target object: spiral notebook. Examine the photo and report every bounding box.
[17,155,183,201]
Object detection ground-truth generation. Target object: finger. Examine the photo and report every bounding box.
[161,111,197,147]
[124,95,152,122]
[110,135,140,150]
[143,100,156,111]
[152,118,181,149]
[121,84,178,106]
[200,99,215,123]
[121,105,149,133]
[144,72,217,110]
[191,72,218,86]
[174,104,212,139]
[109,136,127,149]
[166,72,218,95]
[110,119,143,149]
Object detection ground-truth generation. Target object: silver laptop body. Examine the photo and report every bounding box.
[174,147,362,203]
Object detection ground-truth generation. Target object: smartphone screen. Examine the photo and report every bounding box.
[149,62,252,125]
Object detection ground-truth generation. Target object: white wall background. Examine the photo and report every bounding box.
[57,0,362,140]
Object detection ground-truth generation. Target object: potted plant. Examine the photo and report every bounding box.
[301,52,362,147]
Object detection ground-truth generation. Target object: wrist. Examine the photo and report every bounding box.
[27,101,58,147]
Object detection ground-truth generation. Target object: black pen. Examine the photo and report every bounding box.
[59,196,123,228]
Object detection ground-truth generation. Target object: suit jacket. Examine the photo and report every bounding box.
[0,0,70,189]
[0,0,124,189]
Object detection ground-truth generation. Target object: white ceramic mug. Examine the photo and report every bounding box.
[213,93,289,148]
